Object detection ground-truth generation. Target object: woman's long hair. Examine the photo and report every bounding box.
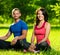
[36,8,48,26]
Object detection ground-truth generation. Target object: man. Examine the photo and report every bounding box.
[0,8,29,50]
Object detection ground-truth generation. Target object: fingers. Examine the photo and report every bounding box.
[30,44,36,49]
[11,39,17,45]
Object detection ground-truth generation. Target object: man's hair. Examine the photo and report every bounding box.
[12,8,21,15]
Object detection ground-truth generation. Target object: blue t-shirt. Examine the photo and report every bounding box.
[9,20,28,41]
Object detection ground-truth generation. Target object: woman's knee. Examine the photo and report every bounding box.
[40,42,48,47]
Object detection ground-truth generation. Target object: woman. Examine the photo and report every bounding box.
[29,7,51,53]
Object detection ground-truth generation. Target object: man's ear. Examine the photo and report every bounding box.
[20,13,21,17]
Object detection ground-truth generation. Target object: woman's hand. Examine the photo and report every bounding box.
[38,42,40,44]
[30,43,36,49]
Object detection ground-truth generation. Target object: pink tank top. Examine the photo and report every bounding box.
[34,22,50,45]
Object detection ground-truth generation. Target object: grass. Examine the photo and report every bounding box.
[0,24,60,55]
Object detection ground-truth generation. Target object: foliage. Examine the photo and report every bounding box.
[0,0,60,24]
[50,2,60,24]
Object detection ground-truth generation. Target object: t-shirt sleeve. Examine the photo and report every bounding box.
[9,26,12,33]
[21,22,28,30]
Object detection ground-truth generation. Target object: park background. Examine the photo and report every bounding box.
[0,0,60,55]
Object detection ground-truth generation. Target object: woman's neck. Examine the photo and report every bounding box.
[39,20,45,24]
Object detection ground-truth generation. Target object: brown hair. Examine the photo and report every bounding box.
[36,7,48,25]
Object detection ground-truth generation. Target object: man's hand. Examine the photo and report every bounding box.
[11,37,18,45]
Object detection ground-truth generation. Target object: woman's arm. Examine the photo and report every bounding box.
[0,31,12,40]
[28,26,36,51]
[31,32,35,44]
[31,25,36,44]
[38,22,51,44]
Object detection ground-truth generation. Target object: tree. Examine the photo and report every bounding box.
[0,0,60,24]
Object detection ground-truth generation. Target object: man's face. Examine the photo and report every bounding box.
[12,10,21,19]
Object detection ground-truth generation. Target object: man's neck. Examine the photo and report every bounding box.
[14,19,20,23]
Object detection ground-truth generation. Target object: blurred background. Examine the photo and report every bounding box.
[0,0,60,25]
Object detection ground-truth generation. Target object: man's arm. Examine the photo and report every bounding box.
[16,30,27,40]
[0,31,12,40]
[11,30,27,45]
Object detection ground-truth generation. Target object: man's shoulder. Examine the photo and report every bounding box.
[9,23,14,27]
[20,20,27,24]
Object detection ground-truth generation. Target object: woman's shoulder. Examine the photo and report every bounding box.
[45,22,50,26]
[45,22,50,28]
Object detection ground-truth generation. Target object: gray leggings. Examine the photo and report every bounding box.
[35,41,51,51]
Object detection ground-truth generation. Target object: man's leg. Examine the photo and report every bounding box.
[12,40,23,50]
[0,40,12,50]
[19,40,30,50]
[12,40,31,51]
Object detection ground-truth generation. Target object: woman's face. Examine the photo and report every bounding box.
[12,10,21,19]
[37,10,44,21]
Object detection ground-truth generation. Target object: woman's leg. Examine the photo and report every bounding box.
[35,41,51,51]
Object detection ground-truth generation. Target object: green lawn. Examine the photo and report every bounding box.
[0,24,60,55]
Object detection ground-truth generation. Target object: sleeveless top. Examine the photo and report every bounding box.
[34,22,50,45]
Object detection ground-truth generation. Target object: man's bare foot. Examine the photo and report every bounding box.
[23,49,27,53]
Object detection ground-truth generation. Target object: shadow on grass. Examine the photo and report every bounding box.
[0,26,60,30]
[0,27,9,29]
[51,26,60,30]
[28,26,60,30]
